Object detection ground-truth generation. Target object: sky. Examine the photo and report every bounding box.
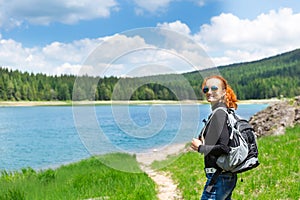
[1,0,300,77]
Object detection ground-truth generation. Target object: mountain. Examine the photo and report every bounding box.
[0,49,299,101]
[185,48,300,99]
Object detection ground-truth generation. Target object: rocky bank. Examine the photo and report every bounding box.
[249,96,300,137]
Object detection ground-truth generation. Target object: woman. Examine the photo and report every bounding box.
[191,75,238,200]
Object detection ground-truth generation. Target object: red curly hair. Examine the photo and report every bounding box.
[202,75,238,109]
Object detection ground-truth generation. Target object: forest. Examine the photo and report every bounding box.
[0,48,299,101]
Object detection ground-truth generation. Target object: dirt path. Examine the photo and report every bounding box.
[136,143,188,200]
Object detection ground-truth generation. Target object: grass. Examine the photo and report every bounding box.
[152,124,300,200]
[1,126,299,199]
[0,153,157,200]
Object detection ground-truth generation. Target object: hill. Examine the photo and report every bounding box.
[0,48,299,101]
[185,48,300,99]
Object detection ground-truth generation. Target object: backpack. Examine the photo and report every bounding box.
[202,107,260,192]
[215,107,260,173]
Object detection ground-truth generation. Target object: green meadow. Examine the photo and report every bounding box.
[0,154,157,200]
[153,124,300,200]
[1,125,299,200]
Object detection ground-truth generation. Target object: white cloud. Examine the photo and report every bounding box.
[111,48,198,77]
[76,33,201,77]
[0,33,157,76]
[54,63,82,75]
[194,8,300,66]
[0,39,35,67]
[0,37,103,75]
[79,34,152,76]
[0,29,212,76]
[42,38,100,64]
[157,20,191,36]
[155,21,217,69]
[0,0,118,28]
[2,7,300,77]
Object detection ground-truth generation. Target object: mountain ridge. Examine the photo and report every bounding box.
[0,48,299,101]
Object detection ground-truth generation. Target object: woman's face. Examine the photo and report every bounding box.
[203,78,226,105]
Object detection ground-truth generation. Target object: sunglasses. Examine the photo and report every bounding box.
[202,85,219,93]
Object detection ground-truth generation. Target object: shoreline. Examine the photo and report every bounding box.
[0,99,282,107]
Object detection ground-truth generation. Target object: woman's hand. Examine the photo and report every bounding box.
[190,138,203,151]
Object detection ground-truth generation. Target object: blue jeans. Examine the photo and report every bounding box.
[201,172,237,200]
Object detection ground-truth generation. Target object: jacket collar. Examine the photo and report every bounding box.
[211,102,227,111]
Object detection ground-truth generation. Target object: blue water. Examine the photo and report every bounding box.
[0,104,267,171]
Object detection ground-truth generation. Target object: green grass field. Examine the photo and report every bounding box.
[1,125,299,200]
[153,125,300,200]
[0,153,157,200]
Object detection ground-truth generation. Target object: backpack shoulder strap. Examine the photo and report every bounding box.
[208,107,229,122]
[200,107,227,128]
[213,107,239,140]
[202,107,233,130]
[205,107,236,191]
[206,168,223,192]
[199,107,232,139]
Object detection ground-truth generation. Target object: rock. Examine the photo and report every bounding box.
[249,96,300,137]
[294,96,300,106]
[294,107,300,124]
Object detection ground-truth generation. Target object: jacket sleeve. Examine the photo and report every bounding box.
[198,109,230,156]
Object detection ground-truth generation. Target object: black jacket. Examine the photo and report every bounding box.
[198,102,231,168]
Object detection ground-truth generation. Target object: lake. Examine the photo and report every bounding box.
[0,103,268,171]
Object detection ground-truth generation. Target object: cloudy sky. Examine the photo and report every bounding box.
[1,0,300,76]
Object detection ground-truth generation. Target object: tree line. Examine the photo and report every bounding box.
[0,48,299,101]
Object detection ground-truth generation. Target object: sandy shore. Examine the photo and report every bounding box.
[0,101,71,107]
[236,98,281,104]
[0,99,281,107]
[136,143,189,166]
